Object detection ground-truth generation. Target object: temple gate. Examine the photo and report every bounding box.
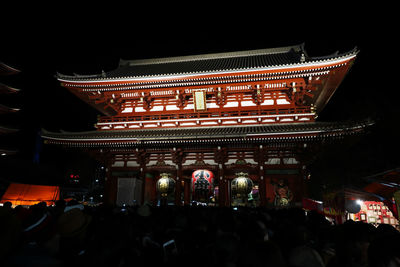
[42,43,371,207]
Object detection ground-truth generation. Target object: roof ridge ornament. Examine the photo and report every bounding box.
[300,53,306,63]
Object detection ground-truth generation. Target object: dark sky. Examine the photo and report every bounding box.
[1,21,399,186]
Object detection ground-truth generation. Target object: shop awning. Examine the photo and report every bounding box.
[363,182,400,200]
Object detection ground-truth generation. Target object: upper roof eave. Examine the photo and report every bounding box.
[56,45,358,83]
[308,46,358,61]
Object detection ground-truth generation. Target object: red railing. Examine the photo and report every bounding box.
[98,107,311,124]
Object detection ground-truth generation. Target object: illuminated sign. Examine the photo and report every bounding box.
[193,90,206,111]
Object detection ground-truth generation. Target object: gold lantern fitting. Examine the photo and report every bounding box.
[156,173,175,197]
[231,172,253,198]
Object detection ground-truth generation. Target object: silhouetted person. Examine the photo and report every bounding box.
[368,224,400,267]
[3,201,12,209]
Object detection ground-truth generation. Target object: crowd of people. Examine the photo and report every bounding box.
[1,200,400,267]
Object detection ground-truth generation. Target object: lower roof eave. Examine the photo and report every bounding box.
[41,119,374,148]
[42,131,362,148]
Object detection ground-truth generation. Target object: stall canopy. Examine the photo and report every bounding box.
[362,168,400,199]
[0,183,60,206]
[362,168,400,219]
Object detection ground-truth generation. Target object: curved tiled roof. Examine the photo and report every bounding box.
[41,120,373,147]
[56,44,358,81]
[120,44,305,66]
[109,44,304,78]
[109,51,300,78]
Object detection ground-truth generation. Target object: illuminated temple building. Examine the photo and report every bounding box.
[42,44,372,207]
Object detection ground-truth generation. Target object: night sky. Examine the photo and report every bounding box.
[1,24,399,192]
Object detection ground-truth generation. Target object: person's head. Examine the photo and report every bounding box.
[57,208,92,240]
[67,199,79,206]
[38,201,47,208]
[239,240,286,267]
[3,201,12,209]
[55,199,66,209]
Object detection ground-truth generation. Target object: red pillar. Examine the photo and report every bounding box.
[224,179,230,207]
[184,179,190,205]
[175,164,183,206]
[140,165,147,205]
[259,165,267,206]
[218,163,226,207]
[104,160,117,205]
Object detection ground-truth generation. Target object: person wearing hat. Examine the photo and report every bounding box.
[22,202,54,244]
[136,201,152,217]
[57,201,92,259]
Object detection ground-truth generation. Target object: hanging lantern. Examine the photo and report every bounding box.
[192,170,214,199]
[156,173,175,197]
[231,172,253,198]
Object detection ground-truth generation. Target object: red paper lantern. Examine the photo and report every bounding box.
[192,170,214,194]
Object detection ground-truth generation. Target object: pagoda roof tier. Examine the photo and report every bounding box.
[57,44,357,81]
[0,104,20,114]
[41,120,373,148]
[0,83,20,94]
[0,148,18,156]
[0,125,19,134]
[0,62,20,75]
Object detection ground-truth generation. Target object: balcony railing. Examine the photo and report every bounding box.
[98,107,311,124]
